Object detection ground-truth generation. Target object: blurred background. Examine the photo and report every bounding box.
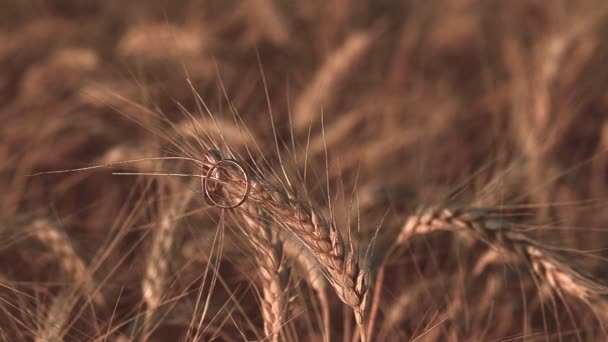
[2,0,608,341]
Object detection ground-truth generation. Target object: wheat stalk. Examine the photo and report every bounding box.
[172,117,258,149]
[244,0,290,45]
[141,186,194,332]
[238,202,289,342]
[283,236,331,340]
[35,291,73,342]
[201,150,369,339]
[29,220,102,305]
[293,31,373,133]
[397,207,608,304]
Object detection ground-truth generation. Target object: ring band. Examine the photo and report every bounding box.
[202,158,251,209]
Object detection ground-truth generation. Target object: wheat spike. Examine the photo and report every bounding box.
[238,202,289,342]
[29,220,102,305]
[202,150,368,338]
[35,291,73,342]
[293,31,373,133]
[398,207,608,304]
[142,187,194,327]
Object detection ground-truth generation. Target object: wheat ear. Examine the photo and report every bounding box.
[29,220,102,305]
[142,187,194,327]
[35,291,73,342]
[293,31,373,132]
[202,150,368,339]
[398,207,608,304]
[238,202,289,342]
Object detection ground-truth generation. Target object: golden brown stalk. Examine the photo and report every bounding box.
[332,115,450,178]
[508,12,605,220]
[508,31,568,220]
[283,237,331,340]
[142,188,194,318]
[251,184,368,328]
[526,245,608,303]
[238,203,288,342]
[35,291,73,342]
[29,220,102,305]
[202,150,368,338]
[472,248,519,276]
[116,23,206,61]
[244,0,290,45]
[19,47,99,106]
[398,207,608,304]
[283,237,327,297]
[293,31,373,133]
[173,117,258,149]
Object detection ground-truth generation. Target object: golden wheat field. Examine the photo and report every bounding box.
[3,1,608,341]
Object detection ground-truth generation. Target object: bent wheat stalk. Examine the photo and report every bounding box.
[29,220,103,305]
[201,150,368,340]
[398,207,608,305]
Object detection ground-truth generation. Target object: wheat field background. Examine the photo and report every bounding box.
[2,1,608,341]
